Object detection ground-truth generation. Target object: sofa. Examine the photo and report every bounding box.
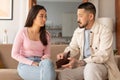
[0,44,120,80]
[0,44,68,80]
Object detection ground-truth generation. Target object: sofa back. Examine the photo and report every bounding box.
[51,44,67,66]
[0,44,18,68]
[0,44,67,69]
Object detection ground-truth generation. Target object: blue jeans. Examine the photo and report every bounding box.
[17,57,56,80]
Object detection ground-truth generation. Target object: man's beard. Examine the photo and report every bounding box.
[78,21,88,29]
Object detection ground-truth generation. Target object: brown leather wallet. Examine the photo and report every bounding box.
[56,51,70,68]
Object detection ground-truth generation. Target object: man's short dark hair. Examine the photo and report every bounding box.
[78,2,96,17]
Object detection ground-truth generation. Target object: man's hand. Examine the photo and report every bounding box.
[57,53,64,60]
[61,58,87,69]
[62,57,78,69]
[77,60,87,66]
[32,62,39,67]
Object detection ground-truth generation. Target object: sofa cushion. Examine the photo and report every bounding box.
[0,69,23,80]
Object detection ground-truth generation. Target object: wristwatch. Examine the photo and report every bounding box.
[78,60,87,66]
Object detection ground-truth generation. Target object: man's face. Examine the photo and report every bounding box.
[77,9,90,28]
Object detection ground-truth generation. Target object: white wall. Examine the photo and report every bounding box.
[0,0,116,47]
[38,2,79,27]
[38,2,79,37]
[37,0,82,2]
[0,0,28,44]
[99,0,115,21]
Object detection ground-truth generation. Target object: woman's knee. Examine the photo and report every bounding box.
[40,59,53,67]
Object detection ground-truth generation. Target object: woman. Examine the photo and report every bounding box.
[11,5,56,80]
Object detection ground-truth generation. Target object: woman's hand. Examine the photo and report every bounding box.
[32,62,39,67]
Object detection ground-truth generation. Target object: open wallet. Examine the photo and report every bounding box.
[56,51,70,68]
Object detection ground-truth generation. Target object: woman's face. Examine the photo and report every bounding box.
[34,9,47,27]
[77,9,90,28]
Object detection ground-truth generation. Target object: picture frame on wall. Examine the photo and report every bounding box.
[0,0,13,20]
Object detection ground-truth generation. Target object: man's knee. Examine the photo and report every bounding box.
[58,69,69,80]
[84,63,99,72]
[84,63,106,73]
[58,69,76,80]
[84,63,107,80]
[84,63,103,74]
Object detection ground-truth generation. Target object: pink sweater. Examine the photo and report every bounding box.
[11,27,51,65]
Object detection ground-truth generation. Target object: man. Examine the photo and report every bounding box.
[57,2,120,80]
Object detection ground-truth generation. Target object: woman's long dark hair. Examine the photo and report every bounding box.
[24,5,48,46]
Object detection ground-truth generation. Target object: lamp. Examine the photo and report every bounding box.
[97,17,113,32]
[97,17,116,49]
